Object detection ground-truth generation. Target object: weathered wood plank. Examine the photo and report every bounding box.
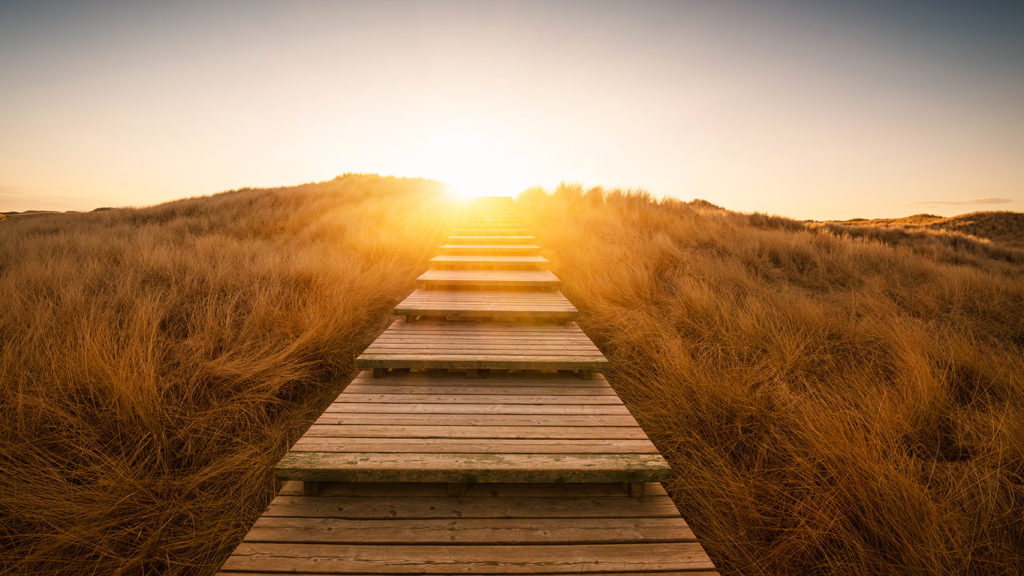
[323,403,632,415]
[346,370,610,387]
[356,357,607,370]
[274,452,671,483]
[454,228,531,236]
[276,480,671,498]
[439,244,542,255]
[429,255,549,270]
[447,235,537,245]
[221,542,715,574]
[367,321,592,333]
[220,572,719,576]
[301,425,651,439]
[314,413,638,426]
[357,321,607,371]
[417,269,560,289]
[289,438,659,454]
[332,394,621,404]
[243,516,695,544]
[341,385,614,395]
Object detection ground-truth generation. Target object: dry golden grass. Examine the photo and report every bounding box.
[0,174,454,574]
[4,178,1023,575]
[518,185,1024,576]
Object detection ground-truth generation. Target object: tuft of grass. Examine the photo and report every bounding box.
[518,185,1024,576]
[0,174,454,574]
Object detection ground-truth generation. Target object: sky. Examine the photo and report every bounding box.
[1,0,1022,219]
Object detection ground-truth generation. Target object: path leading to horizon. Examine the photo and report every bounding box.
[217,197,719,575]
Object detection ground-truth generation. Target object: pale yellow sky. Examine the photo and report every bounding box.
[2,1,1022,219]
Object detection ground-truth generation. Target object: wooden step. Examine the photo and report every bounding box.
[447,235,536,245]
[439,244,541,256]
[455,228,531,236]
[429,255,548,270]
[356,321,607,372]
[460,220,525,227]
[277,453,670,484]
[417,269,560,290]
[275,371,667,484]
[218,481,719,575]
[395,289,577,321]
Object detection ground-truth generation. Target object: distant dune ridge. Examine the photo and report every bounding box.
[1,178,1022,575]
[832,211,1024,250]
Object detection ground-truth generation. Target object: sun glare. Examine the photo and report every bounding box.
[423,125,528,201]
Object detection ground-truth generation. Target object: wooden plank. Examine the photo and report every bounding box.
[357,321,607,371]
[454,228,531,235]
[278,480,672,498]
[395,289,573,304]
[394,289,576,320]
[340,384,614,395]
[220,542,715,573]
[344,371,611,387]
[289,438,659,454]
[313,413,640,427]
[332,394,620,404]
[324,403,632,415]
[366,321,594,333]
[275,451,670,484]
[429,255,548,269]
[300,425,651,439]
[447,235,536,245]
[221,570,719,575]
[361,320,602,340]
[357,357,607,371]
[243,516,695,544]
[459,216,523,222]
[439,244,541,255]
[417,269,560,290]
[311,413,640,426]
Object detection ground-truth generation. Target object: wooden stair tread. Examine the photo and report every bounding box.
[439,244,542,256]
[356,321,606,371]
[447,235,536,244]
[429,254,548,269]
[276,453,670,483]
[395,289,576,320]
[276,371,663,484]
[418,269,560,289]
[458,225,532,231]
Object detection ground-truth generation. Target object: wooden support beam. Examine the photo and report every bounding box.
[303,481,320,497]
[446,483,469,497]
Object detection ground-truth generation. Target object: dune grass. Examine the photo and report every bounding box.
[3,178,1022,575]
[0,174,453,574]
[517,185,1024,576]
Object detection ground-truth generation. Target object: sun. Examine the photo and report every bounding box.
[422,124,528,201]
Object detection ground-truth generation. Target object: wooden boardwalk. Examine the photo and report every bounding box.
[218,197,719,575]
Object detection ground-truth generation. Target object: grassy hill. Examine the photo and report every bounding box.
[518,185,1024,576]
[830,211,1024,250]
[0,174,453,574]
[2,179,1022,575]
